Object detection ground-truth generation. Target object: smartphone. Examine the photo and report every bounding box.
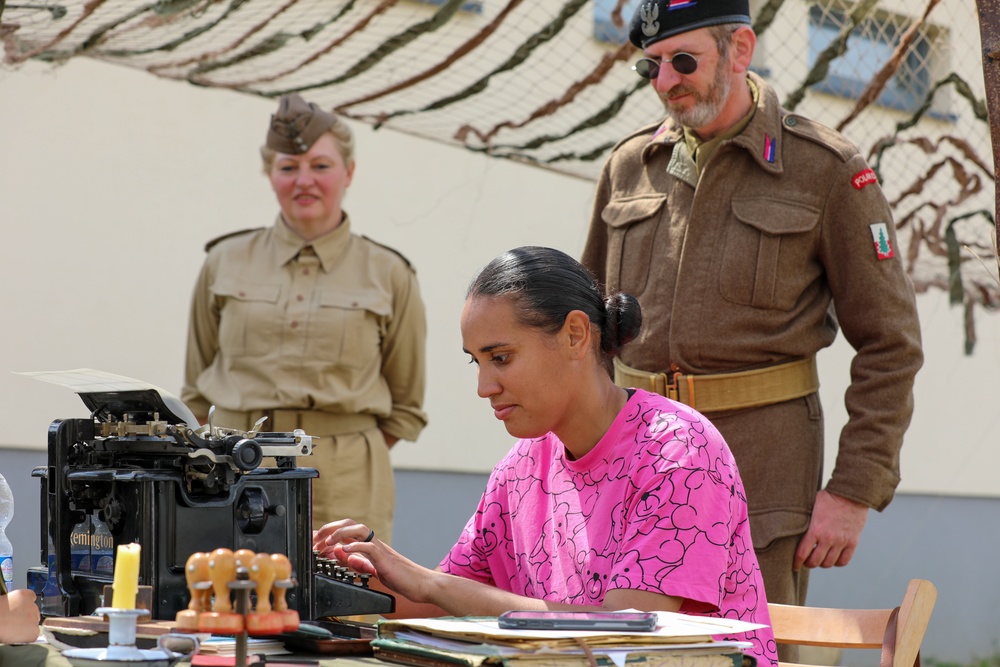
[497,610,658,632]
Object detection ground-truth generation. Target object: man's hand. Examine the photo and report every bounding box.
[794,489,869,571]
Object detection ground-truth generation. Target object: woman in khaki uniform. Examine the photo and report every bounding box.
[182,94,428,545]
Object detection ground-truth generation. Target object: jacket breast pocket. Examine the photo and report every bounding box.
[312,290,391,368]
[720,197,820,311]
[212,280,281,357]
[602,194,667,295]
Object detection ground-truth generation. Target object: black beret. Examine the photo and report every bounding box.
[266,94,338,155]
[629,0,751,49]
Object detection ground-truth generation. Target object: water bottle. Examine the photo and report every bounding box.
[0,472,15,591]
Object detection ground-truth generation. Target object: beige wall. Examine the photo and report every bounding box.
[0,57,594,475]
[1,56,997,498]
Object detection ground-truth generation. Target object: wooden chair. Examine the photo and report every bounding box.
[768,578,937,667]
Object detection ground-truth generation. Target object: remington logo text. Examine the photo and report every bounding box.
[71,530,114,550]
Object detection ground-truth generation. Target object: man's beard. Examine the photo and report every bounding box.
[660,57,732,130]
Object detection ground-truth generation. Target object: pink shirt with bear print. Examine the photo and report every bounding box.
[441,389,777,666]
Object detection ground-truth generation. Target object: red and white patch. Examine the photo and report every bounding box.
[870,223,895,260]
[852,168,878,190]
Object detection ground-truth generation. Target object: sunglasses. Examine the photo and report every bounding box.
[632,53,700,79]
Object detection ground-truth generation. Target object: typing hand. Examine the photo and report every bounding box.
[313,518,373,560]
[313,519,436,606]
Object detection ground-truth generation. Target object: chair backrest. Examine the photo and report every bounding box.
[768,578,937,667]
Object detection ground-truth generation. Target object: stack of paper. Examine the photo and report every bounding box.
[196,635,291,656]
[372,612,762,667]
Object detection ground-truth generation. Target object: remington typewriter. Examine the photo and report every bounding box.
[24,370,394,621]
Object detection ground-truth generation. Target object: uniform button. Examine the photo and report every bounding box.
[238,291,246,297]
[352,301,359,307]
[785,117,797,127]
[290,321,299,329]
[296,295,304,302]
[302,268,310,275]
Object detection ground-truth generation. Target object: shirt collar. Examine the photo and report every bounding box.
[730,72,785,174]
[272,213,353,272]
[640,72,784,176]
[682,77,757,169]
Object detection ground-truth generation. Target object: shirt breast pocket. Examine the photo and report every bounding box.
[721,197,821,311]
[212,280,281,357]
[602,194,667,295]
[312,290,391,368]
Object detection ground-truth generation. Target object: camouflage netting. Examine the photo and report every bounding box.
[2,0,997,350]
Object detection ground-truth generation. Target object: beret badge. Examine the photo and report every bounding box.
[640,3,660,38]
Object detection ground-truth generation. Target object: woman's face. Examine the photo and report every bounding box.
[461,295,574,440]
[269,133,354,237]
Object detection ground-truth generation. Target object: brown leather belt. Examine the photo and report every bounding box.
[613,356,819,412]
[212,407,377,435]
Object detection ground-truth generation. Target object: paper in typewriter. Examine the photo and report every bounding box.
[15,368,200,428]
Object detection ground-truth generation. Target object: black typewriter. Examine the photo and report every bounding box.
[26,379,394,621]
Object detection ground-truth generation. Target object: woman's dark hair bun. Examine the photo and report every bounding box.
[601,292,642,357]
[467,246,643,365]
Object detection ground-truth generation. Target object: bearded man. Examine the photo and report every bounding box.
[581,0,923,642]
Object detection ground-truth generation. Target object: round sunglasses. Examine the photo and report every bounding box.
[632,53,700,79]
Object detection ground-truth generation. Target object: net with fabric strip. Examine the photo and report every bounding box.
[2,0,997,348]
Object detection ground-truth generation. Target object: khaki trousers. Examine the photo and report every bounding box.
[212,408,397,546]
[304,428,396,545]
[706,395,823,664]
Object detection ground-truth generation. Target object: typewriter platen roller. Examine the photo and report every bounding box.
[24,371,394,620]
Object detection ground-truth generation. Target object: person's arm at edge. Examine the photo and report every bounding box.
[376,263,428,448]
[315,522,681,618]
[0,589,41,644]
[181,256,221,423]
[795,153,923,570]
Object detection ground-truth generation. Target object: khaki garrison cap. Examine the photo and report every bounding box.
[266,93,338,154]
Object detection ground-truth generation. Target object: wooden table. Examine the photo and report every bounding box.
[0,636,383,667]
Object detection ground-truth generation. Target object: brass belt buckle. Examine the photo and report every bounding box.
[662,371,686,403]
[650,372,681,401]
[669,371,684,402]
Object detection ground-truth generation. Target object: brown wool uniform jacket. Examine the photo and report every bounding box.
[582,73,922,546]
[182,214,428,443]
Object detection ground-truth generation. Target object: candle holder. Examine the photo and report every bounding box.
[99,608,150,661]
[59,607,199,666]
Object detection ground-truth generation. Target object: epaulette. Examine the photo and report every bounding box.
[610,118,666,153]
[781,113,857,163]
[204,227,264,253]
[361,235,413,269]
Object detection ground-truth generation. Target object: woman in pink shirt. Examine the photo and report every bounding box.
[315,246,776,665]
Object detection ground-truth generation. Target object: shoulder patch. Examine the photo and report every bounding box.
[781,113,858,163]
[203,228,264,253]
[361,235,414,270]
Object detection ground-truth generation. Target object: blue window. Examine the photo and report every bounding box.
[594,0,642,44]
[807,4,943,116]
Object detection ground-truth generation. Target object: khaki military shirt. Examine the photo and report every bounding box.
[581,73,922,512]
[182,214,428,442]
